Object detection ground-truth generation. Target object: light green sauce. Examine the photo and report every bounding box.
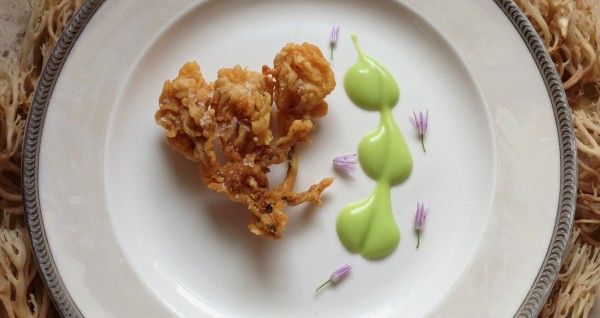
[336,34,413,259]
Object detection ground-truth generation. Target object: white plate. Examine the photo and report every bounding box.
[23,0,575,317]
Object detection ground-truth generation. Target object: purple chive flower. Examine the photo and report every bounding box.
[414,202,428,249]
[329,25,340,60]
[316,264,351,293]
[333,153,358,175]
[410,110,429,153]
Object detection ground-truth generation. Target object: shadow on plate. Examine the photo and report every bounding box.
[159,140,298,281]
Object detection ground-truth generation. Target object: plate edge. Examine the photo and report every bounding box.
[21,1,106,317]
[493,0,577,317]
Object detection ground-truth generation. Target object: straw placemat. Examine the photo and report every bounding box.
[0,0,598,317]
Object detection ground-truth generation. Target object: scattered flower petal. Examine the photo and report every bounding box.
[333,153,358,175]
[329,25,340,60]
[414,202,428,249]
[316,264,351,293]
[410,110,429,153]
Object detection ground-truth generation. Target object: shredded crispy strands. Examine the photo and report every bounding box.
[0,0,83,317]
[155,43,335,239]
[516,0,600,316]
[540,229,600,317]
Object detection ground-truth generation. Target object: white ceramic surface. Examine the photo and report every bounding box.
[36,0,561,317]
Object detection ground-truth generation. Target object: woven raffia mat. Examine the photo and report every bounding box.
[0,0,598,317]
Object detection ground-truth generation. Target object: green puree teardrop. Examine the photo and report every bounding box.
[336,34,413,259]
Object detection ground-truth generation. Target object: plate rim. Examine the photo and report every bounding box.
[493,1,577,316]
[21,0,576,317]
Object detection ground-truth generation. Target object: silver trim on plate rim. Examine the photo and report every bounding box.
[21,1,576,317]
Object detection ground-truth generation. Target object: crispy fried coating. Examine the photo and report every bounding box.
[213,65,273,149]
[264,43,336,133]
[155,62,218,170]
[155,43,335,239]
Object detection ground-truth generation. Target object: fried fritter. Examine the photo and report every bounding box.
[155,43,335,239]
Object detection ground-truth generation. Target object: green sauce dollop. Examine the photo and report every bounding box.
[336,34,413,259]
